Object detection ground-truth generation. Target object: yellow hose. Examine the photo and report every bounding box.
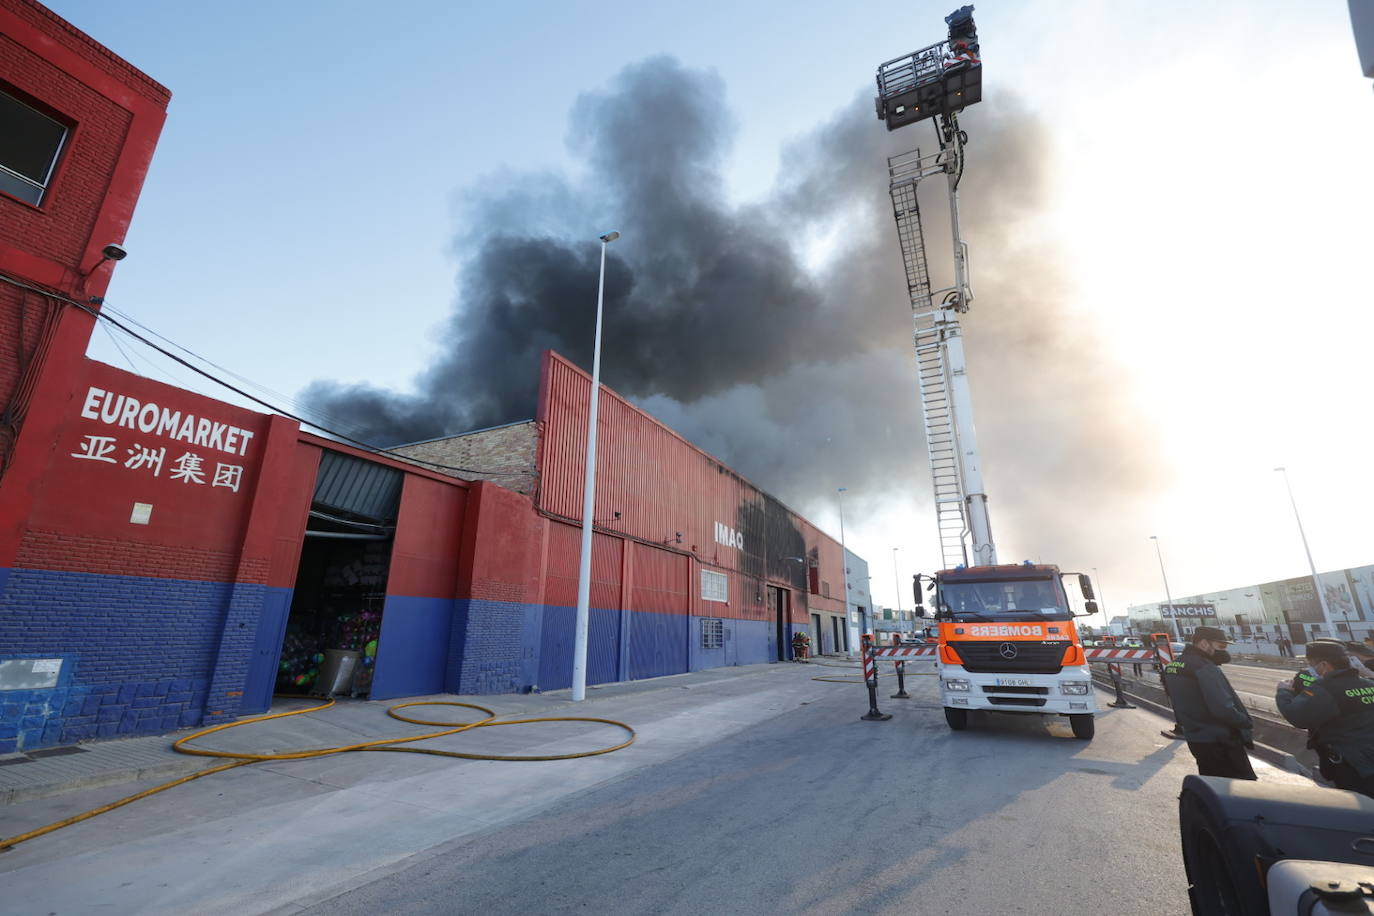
[1,697,635,852]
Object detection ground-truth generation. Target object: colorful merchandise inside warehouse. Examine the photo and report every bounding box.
[0,1,854,753]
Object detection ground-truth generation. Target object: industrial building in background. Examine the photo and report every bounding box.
[1125,562,1374,645]
[0,0,854,753]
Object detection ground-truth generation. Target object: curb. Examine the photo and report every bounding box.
[0,756,215,807]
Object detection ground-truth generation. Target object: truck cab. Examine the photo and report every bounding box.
[916,563,1098,739]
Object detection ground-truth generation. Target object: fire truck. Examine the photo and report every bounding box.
[912,564,1099,739]
[874,7,1102,739]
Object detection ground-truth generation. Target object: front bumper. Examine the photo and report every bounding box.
[940,665,1095,714]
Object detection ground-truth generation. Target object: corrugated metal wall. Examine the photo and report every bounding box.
[628,542,688,679]
[313,450,404,522]
[537,351,844,627]
[539,521,622,689]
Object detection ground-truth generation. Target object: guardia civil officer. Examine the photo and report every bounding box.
[1276,640,1374,797]
[1162,625,1256,780]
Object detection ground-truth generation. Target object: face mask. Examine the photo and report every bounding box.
[1212,649,1232,665]
[1303,666,1319,680]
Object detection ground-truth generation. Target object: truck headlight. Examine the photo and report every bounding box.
[944,678,970,692]
[1060,681,1090,696]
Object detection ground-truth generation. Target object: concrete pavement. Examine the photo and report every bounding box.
[0,662,799,807]
[0,659,1310,915]
[0,660,870,913]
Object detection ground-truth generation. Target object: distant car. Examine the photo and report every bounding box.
[900,636,926,646]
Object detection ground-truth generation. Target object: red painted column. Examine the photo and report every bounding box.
[202,414,303,722]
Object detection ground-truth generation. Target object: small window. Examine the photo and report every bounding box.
[701,569,728,603]
[0,90,69,206]
[701,618,723,649]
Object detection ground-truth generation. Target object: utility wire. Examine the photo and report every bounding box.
[0,273,527,478]
[99,301,380,443]
[98,319,140,375]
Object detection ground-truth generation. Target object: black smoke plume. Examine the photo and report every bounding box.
[301,55,1162,573]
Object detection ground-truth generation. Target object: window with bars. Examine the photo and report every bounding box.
[701,618,723,649]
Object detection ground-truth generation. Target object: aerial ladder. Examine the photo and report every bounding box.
[861,7,1126,740]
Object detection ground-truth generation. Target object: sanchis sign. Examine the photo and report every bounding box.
[967,624,1045,637]
[79,387,255,456]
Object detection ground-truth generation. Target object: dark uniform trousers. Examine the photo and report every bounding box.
[1319,754,1374,798]
[1187,741,1257,780]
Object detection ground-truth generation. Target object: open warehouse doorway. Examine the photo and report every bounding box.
[275,452,403,699]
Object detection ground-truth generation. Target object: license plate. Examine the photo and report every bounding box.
[996,678,1031,687]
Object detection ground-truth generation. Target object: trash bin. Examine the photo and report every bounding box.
[312,649,360,697]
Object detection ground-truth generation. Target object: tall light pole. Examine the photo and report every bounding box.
[837,487,856,649]
[1275,466,1335,633]
[1149,535,1180,639]
[1092,566,1109,630]
[572,230,619,702]
[892,547,903,617]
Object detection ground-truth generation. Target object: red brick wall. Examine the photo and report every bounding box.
[0,31,132,271]
[0,0,170,565]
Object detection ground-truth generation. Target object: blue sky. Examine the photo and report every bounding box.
[45,0,1374,615]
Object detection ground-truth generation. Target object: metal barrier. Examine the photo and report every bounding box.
[859,635,893,721]
[856,642,1161,720]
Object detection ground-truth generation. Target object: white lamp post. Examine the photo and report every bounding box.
[1274,466,1335,633]
[837,487,853,651]
[892,547,903,617]
[1092,566,1109,629]
[571,230,619,702]
[1149,535,1180,639]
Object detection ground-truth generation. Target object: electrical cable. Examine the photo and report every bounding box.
[99,301,382,444]
[0,696,636,852]
[98,319,140,375]
[0,273,527,478]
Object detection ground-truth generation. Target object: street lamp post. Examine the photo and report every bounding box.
[1092,566,1109,631]
[1149,535,1180,639]
[572,230,619,703]
[892,547,903,619]
[1274,467,1335,634]
[837,487,854,652]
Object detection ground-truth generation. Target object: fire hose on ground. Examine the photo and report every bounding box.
[0,696,636,852]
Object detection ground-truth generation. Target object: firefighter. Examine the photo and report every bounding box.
[1276,640,1374,797]
[1162,626,1256,780]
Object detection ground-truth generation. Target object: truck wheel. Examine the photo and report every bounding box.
[1179,786,1248,915]
[944,707,968,730]
[1069,714,1095,740]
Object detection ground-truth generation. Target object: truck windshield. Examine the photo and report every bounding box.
[938,578,1072,622]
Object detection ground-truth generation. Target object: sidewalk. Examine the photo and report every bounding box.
[0,658,868,915]
[0,661,816,807]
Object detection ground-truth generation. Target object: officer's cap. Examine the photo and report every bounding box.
[1306,641,1348,665]
[1192,626,1227,643]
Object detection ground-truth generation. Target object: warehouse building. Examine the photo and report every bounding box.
[0,0,853,752]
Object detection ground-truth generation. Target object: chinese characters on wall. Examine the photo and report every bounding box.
[69,386,254,494]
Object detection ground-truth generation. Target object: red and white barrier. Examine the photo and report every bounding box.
[1083,648,1158,663]
[871,645,939,660]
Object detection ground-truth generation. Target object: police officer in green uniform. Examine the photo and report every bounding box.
[1162,625,1256,780]
[1276,640,1374,797]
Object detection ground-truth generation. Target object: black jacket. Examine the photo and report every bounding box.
[1162,645,1253,745]
[1277,668,1374,776]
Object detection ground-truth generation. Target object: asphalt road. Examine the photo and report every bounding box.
[301,673,1297,916]
[0,664,1304,915]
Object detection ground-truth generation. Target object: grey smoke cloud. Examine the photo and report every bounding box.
[301,54,1162,573]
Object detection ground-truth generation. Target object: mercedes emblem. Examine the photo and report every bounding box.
[999,642,1019,659]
